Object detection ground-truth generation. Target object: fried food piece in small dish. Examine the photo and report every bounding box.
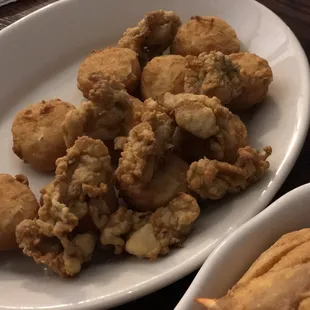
[0,174,38,251]
[185,51,242,105]
[141,55,188,103]
[227,52,273,110]
[197,262,310,309]
[171,16,240,56]
[16,136,117,277]
[197,229,310,310]
[101,193,200,259]
[12,99,75,172]
[117,10,181,63]
[77,47,141,97]
[235,228,310,289]
[63,72,133,148]
[163,93,248,163]
[187,145,272,200]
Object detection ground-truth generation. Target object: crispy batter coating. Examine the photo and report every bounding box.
[63,72,133,148]
[0,174,38,251]
[171,16,240,56]
[163,93,248,163]
[162,92,220,139]
[197,229,310,310]
[141,55,188,103]
[116,98,175,188]
[117,10,181,63]
[77,47,141,96]
[100,207,149,254]
[235,229,310,289]
[187,146,272,200]
[12,99,75,172]
[185,51,242,105]
[228,52,273,110]
[129,95,144,126]
[197,263,310,309]
[106,95,144,163]
[112,97,170,162]
[120,154,189,212]
[16,137,117,277]
[114,136,129,152]
[116,122,157,186]
[101,193,200,259]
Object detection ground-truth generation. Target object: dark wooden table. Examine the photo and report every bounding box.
[1,0,309,309]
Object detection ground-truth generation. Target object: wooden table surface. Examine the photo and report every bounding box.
[1,0,309,309]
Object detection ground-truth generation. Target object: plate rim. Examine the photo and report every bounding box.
[0,0,309,309]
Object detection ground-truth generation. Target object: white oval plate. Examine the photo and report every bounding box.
[176,183,310,310]
[0,0,309,309]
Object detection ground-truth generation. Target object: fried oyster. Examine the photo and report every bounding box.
[117,10,181,63]
[101,193,200,259]
[16,136,117,277]
[119,153,190,212]
[63,72,133,148]
[116,99,189,211]
[197,229,310,310]
[162,93,248,163]
[187,145,272,200]
[185,51,242,105]
[116,98,175,188]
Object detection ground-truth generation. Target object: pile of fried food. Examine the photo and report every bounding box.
[2,10,273,278]
[197,228,310,310]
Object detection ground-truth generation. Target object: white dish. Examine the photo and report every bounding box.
[0,0,309,309]
[176,183,310,310]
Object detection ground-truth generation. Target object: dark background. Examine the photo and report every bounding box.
[1,0,309,309]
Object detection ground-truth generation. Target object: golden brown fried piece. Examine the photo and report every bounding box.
[12,99,75,172]
[101,193,200,259]
[185,51,242,105]
[187,146,272,200]
[77,47,141,97]
[114,97,183,212]
[197,229,310,310]
[16,137,117,277]
[117,10,181,63]
[163,93,248,163]
[116,122,157,186]
[120,154,189,212]
[109,95,144,163]
[162,92,220,139]
[129,95,144,126]
[228,52,273,110]
[100,207,150,255]
[113,96,172,154]
[141,55,188,103]
[116,98,175,188]
[171,16,240,56]
[235,229,310,288]
[197,262,310,310]
[0,174,38,251]
[63,72,133,148]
